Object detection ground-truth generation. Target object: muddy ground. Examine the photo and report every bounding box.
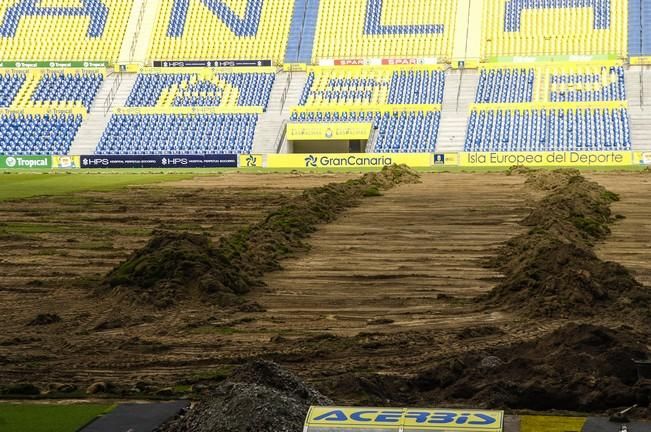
[0,170,649,414]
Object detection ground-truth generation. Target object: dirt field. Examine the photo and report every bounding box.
[0,170,648,407]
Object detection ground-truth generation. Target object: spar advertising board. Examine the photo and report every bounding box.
[304,407,504,432]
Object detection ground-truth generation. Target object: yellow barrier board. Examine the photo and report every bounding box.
[291,104,442,114]
[266,153,432,169]
[631,57,651,65]
[51,155,81,169]
[240,154,263,168]
[113,106,263,115]
[287,123,372,141]
[305,407,503,431]
[633,151,651,165]
[460,151,633,167]
[0,106,87,117]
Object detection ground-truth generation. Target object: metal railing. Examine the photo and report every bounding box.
[275,120,288,153]
[366,127,378,153]
[279,70,293,113]
[129,0,147,62]
[103,72,123,116]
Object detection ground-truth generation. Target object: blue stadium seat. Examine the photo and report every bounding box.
[0,113,83,156]
[96,113,258,155]
[0,71,26,107]
[290,110,441,153]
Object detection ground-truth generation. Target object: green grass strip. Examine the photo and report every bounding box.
[0,403,115,432]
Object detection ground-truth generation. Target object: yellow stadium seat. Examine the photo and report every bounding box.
[0,0,134,62]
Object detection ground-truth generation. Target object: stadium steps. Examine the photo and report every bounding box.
[69,73,138,155]
[252,71,307,154]
[119,0,162,65]
[437,68,479,152]
[625,66,651,151]
[284,0,320,64]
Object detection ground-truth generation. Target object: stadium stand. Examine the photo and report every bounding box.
[309,0,457,63]
[0,0,134,62]
[465,62,632,152]
[481,0,628,58]
[148,0,295,64]
[0,68,104,155]
[629,0,651,56]
[96,68,276,155]
[290,65,445,152]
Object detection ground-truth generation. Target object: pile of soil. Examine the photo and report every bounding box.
[161,361,332,432]
[104,231,253,308]
[412,324,651,412]
[102,165,420,308]
[482,170,650,318]
[320,324,651,413]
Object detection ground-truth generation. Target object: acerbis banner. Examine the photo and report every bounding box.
[304,407,504,432]
[459,151,633,167]
[0,155,51,169]
[80,155,238,169]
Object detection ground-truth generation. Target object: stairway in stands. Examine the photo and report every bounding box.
[69,73,138,155]
[436,68,479,153]
[252,71,307,154]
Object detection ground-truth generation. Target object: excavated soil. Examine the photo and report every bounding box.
[386,324,649,412]
[101,166,420,308]
[482,169,651,319]
[161,361,331,432]
[1,169,650,418]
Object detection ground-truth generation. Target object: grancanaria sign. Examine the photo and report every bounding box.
[266,153,433,168]
[304,407,504,431]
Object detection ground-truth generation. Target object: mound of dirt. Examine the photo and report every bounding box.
[102,165,420,308]
[413,324,651,412]
[104,231,253,308]
[161,361,332,432]
[483,172,650,318]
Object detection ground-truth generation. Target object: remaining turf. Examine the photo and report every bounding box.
[0,173,195,201]
[520,415,586,432]
[0,403,114,432]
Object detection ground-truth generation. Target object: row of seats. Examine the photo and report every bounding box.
[469,62,631,151]
[290,110,440,153]
[96,113,257,155]
[0,71,25,107]
[31,71,104,111]
[148,0,295,64]
[299,67,445,106]
[126,71,275,108]
[0,69,104,111]
[0,0,133,61]
[465,108,631,152]
[476,64,626,103]
[0,113,82,155]
[2,0,650,62]
[98,68,276,155]
[481,0,628,57]
[0,68,104,156]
